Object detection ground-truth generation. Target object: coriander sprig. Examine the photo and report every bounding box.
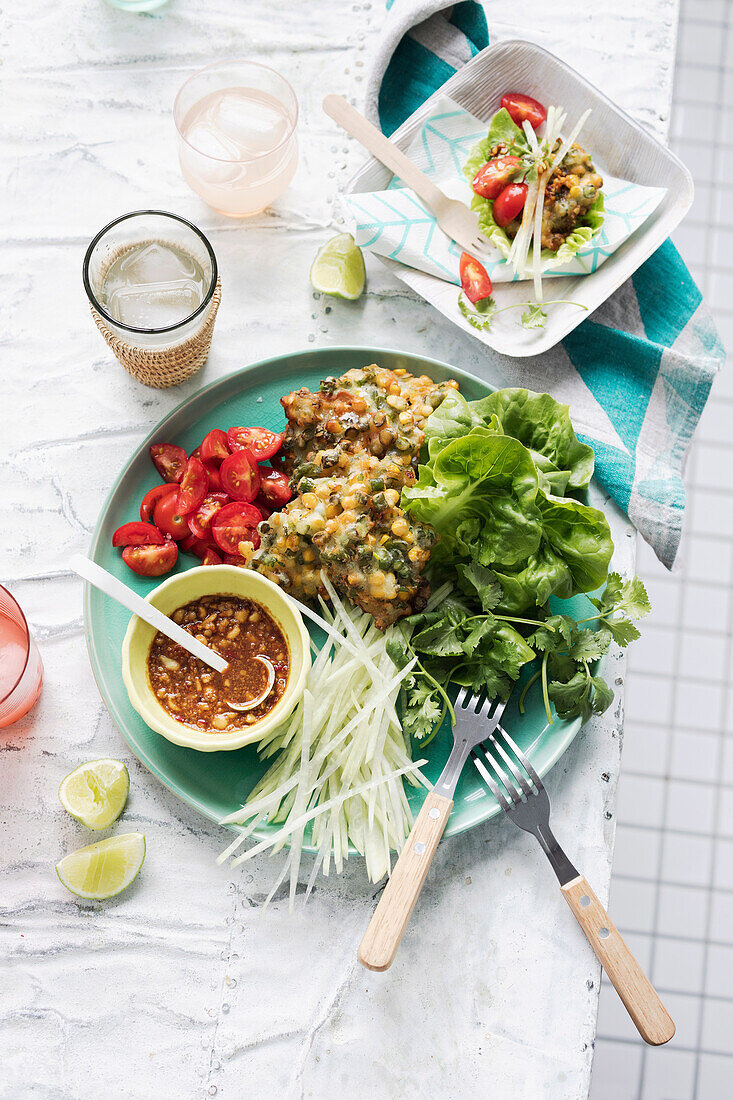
[458,293,588,332]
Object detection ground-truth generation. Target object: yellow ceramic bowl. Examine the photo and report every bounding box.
[121,565,310,752]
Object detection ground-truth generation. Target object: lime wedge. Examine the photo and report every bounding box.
[56,833,145,900]
[59,758,130,830]
[310,233,366,300]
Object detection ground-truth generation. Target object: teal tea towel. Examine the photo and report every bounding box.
[364,0,725,570]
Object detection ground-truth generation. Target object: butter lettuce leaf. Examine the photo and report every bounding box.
[469,388,595,491]
[538,490,613,594]
[403,429,542,568]
[426,387,595,492]
[462,108,530,186]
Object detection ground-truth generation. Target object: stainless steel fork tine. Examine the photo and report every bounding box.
[498,725,543,788]
[476,744,523,806]
[470,749,512,811]
[487,697,509,722]
[454,686,473,709]
[488,732,535,799]
[471,690,488,714]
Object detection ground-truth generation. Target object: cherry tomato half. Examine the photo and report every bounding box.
[150,443,188,484]
[472,156,522,200]
[140,483,177,523]
[177,456,208,515]
[227,426,283,462]
[258,467,292,508]
[500,92,546,130]
[188,492,228,540]
[220,449,260,503]
[203,462,224,493]
[153,490,190,541]
[122,541,178,577]
[200,428,230,466]
[112,521,165,548]
[459,253,493,305]
[212,502,262,556]
[493,182,528,228]
[201,548,223,567]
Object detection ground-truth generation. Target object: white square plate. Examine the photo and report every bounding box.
[344,39,694,357]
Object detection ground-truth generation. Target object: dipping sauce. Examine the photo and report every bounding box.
[147,595,289,734]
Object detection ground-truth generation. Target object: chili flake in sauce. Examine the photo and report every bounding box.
[147,595,289,734]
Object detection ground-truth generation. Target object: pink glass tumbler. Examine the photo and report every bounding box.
[0,585,43,727]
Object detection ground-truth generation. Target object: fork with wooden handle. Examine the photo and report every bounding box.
[322,93,492,257]
[358,689,508,972]
[472,724,675,1046]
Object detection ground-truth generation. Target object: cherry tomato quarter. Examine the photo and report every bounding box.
[212,501,262,556]
[177,456,208,515]
[153,490,190,541]
[222,553,250,567]
[202,462,224,492]
[472,156,522,200]
[227,426,283,462]
[180,533,216,558]
[201,548,223,567]
[112,521,165,548]
[122,541,178,577]
[500,92,546,130]
[140,483,177,523]
[188,492,228,540]
[459,253,493,304]
[258,467,292,508]
[200,428,230,466]
[253,496,273,521]
[220,449,260,503]
[493,182,528,228]
[149,443,187,484]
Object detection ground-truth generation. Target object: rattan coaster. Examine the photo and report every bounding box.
[90,278,222,389]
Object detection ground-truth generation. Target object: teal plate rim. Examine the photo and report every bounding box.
[83,344,587,851]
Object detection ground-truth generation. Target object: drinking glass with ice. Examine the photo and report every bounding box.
[174,61,299,217]
[83,211,218,351]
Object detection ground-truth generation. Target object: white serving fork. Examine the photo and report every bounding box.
[472,723,675,1046]
[323,94,493,258]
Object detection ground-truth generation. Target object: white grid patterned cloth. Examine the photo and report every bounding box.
[592,1,733,1097]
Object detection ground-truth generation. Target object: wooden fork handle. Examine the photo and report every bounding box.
[322,94,443,210]
[562,875,675,1045]
[358,791,453,971]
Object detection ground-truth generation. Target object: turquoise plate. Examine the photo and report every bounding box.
[84,346,587,848]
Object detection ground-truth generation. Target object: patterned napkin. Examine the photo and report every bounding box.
[359,0,725,569]
[342,96,667,286]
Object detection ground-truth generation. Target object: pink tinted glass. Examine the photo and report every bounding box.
[0,585,43,728]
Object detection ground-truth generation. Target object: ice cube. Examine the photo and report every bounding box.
[118,242,196,286]
[184,119,241,162]
[211,88,290,156]
[107,280,201,328]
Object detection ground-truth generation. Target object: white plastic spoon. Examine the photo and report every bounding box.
[70,554,228,674]
[225,655,275,712]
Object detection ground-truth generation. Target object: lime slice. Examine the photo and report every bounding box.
[56,833,145,900]
[310,233,366,300]
[59,758,130,829]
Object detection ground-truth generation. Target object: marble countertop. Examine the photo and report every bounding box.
[2,2,677,1096]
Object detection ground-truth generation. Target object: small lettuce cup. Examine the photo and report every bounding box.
[121,565,310,752]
